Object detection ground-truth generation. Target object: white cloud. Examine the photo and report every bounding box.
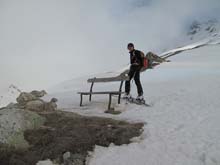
[0,0,219,91]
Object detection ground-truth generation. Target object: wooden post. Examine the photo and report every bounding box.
[118,81,124,104]
[108,93,112,110]
[89,79,95,101]
[80,94,83,106]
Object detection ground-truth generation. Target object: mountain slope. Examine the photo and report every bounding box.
[187,19,220,42]
[50,44,220,165]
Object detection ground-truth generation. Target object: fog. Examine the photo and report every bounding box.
[0,0,220,92]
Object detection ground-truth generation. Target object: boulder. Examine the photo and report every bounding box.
[30,90,47,98]
[15,90,58,112]
[63,152,84,165]
[25,100,45,112]
[44,98,58,111]
[25,98,58,112]
[0,107,45,149]
[16,92,37,105]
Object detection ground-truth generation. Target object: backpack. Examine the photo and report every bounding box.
[140,51,149,69]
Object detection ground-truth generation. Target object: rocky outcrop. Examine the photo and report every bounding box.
[15,90,57,112]
[16,90,47,105]
[63,152,84,165]
[25,100,45,112]
[0,111,143,165]
[0,90,144,165]
[30,90,47,98]
[0,108,45,149]
[16,92,37,105]
[0,90,57,149]
[24,98,58,112]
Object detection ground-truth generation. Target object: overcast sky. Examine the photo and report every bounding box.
[0,0,220,92]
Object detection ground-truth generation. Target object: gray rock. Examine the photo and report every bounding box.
[16,92,37,105]
[0,107,45,149]
[63,151,71,163]
[30,90,47,98]
[25,100,45,112]
[63,152,84,165]
[15,90,58,112]
[36,159,56,165]
[44,98,58,111]
[25,99,58,112]
[50,98,58,103]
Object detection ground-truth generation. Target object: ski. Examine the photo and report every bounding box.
[123,97,151,107]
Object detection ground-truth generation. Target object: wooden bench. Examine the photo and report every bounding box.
[78,91,124,110]
[77,75,129,110]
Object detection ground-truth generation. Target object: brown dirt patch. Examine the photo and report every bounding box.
[0,111,144,165]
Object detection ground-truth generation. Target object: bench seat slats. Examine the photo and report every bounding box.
[78,91,124,95]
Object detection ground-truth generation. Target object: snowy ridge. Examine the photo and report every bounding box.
[187,19,220,43]
[160,35,220,58]
[161,19,220,58]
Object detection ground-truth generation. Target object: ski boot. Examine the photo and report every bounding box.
[136,95,146,104]
[123,93,134,102]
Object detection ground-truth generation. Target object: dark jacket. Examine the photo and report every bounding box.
[129,49,144,67]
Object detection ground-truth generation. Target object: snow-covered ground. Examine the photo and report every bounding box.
[45,44,220,165]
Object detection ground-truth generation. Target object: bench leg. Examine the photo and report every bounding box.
[89,81,94,102]
[118,94,121,104]
[118,81,124,104]
[108,94,112,110]
[80,94,83,106]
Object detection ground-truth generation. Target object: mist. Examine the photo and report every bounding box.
[0,0,220,92]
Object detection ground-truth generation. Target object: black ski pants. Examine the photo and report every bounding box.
[125,65,143,96]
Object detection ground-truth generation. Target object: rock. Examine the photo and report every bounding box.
[44,98,58,111]
[50,98,58,103]
[36,159,56,165]
[30,90,47,98]
[25,100,45,112]
[15,90,58,112]
[63,152,84,165]
[16,92,37,105]
[70,154,84,165]
[0,108,45,149]
[25,98,58,112]
[146,51,166,63]
[63,152,71,164]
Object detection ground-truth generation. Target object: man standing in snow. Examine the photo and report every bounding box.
[123,43,144,101]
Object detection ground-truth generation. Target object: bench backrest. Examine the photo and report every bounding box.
[87,75,129,83]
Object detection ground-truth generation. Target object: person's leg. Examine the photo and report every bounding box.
[125,80,131,94]
[134,68,143,96]
[125,66,136,94]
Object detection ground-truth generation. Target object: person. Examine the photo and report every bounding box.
[123,43,144,101]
